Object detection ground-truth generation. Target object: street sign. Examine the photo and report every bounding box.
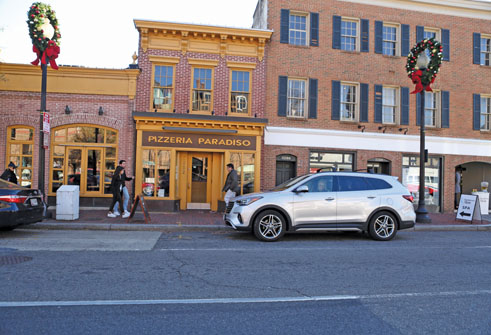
[42,112,50,133]
[456,194,482,222]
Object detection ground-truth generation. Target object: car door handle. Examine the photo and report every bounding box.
[367,196,376,199]
[325,197,335,201]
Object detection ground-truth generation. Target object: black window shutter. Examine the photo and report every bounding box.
[375,21,383,54]
[308,78,318,119]
[360,83,369,122]
[331,81,341,120]
[401,24,410,57]
[374,85,383,123]
[310,13,319,46]
[473,33,481,65]
[278,76,288,116]
[361,19,369,52]
[401,87,410,125]
[280,9,290,44]
[442,29,450,61]
[332,16,341,49]
[416,92,421,126]
[473,94,481,130]
[441,91,449,128]
[416,25,424,42]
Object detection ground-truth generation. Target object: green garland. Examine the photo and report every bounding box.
[26,2,61,52]
[405,38,443,86]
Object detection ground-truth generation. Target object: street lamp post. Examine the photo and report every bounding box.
[415,53,431,223]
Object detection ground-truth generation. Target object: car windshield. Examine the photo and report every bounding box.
[0,179,23,189]
[270,174,312,191]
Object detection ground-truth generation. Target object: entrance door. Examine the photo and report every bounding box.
[66,147,103,195]
[187,153,211,209]
[276,161,295,186]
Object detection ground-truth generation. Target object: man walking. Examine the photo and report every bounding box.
[1,162,18,184]
[222,163,239,205]
[113,160,133,218]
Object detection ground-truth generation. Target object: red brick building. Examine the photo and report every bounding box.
[253,0,491,213]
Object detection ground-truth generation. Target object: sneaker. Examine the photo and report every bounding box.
[122,212,130,219]
[113,211,121,216]
[123,210,130,216]
[107,212,117,218]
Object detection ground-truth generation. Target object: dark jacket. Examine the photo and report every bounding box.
[0,169,17,184]
[121,170,132,188]
[222,169,240,193]
[110,167,125,194]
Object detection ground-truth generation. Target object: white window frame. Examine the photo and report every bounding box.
[289,12,309,46]
[424,90,440,128]
[480,34,491,66]
[287,78,308,118]
[423,28,440,59]
[481,95,491,131]
[341,18,360,52]
[382,86,400,125]
[340,82,359,122]
[382,23,400,57]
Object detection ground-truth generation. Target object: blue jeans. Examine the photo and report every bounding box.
[113,186,129,212]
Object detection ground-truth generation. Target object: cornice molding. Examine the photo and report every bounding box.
[147,55,181,64]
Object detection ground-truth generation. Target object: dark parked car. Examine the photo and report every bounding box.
[0,179,45,231]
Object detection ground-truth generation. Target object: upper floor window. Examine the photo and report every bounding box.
[424,91,439,127]
[481,36,491,66]
[341,19,358,51]
[382,87,397,124]
[230,70,251,115]
[481,96,491,131]
[289,13,307,46]
[192,67,213,113]
[6,126,34,188]
[341,83,358,121]
[152,65,174,111]
[383,25,397,56]
[287,78,307,118]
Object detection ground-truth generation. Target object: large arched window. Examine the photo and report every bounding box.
[6,126,34,188]
[49,125,118,196]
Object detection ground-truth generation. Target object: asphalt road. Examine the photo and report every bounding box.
[1,229,490,334]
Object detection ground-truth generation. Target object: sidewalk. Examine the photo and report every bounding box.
[24,209,491,232]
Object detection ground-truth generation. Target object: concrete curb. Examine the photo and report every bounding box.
[23,222,491,232]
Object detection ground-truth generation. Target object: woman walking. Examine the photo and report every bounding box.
[108,166,129,218]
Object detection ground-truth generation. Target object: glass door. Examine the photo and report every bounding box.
[65,147,104,195]
[86,148,102,193]
[187,153,211,208]
[66,147,83,188]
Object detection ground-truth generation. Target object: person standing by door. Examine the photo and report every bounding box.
[112,160,133,217]
[222,163,239,205]
[1,162,18,184]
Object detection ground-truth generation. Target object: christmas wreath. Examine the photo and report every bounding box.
[26,2,61,69]
[405,38,443,94]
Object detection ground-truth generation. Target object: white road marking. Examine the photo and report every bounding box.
[1,290,490,308]
[157,246,491,252]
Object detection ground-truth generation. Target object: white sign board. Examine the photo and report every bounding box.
[456,194,482,222]
[42,112,50,133]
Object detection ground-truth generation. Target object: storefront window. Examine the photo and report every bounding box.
[142,149,170,198]
[309,151,354,173]
[7,126,34,188]
[402,155,441,212]
[230,152,255,195]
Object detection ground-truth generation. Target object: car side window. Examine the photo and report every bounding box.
[364,177,392,190]
[302,176,335,192]
[337,176,369,192]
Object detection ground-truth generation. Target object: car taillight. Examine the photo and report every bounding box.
[0,195,28,203]
[403,195,414,203]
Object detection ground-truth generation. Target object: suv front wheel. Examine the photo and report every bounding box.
[368,211,397,241]
[253,210,286,242]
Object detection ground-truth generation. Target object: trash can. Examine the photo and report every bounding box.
[472,191,489,216]
[56,185,80,220]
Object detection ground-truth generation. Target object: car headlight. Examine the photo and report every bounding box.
[236,196,263,206]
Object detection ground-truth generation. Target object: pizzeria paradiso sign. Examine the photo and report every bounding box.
[142,131,256,150]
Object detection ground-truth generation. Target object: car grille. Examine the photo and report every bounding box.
[225,201,234,214]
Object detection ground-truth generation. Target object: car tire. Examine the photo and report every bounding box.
[368,211,397,241]
[253,210,286,242]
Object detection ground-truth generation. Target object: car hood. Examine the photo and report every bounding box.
[233,190,282,201]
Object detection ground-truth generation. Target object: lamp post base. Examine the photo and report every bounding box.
[415,206,432,223]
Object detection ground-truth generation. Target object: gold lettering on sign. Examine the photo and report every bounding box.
[142,131,255,150]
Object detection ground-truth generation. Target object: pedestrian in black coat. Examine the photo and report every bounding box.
[0,162,18,184]
[107,166,125,218]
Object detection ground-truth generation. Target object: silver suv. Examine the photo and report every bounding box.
[224,172,416,242]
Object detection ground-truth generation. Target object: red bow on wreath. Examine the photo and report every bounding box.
[410,70,435,94]
[31,40,60,70]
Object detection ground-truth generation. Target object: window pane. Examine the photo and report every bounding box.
[337,176,369,191]
[106,130,117,144]
[54,128,66,142]
[10,128,33,141]
[242,153,255,195]
[157,150,170,198]
[142,150,156,197]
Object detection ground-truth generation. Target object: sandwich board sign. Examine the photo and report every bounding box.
[456,194,482,222]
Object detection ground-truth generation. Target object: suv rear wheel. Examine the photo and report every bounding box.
[253,210,286,242]
[368,211,397,241]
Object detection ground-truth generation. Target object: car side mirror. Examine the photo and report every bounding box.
[295,185,309,193]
